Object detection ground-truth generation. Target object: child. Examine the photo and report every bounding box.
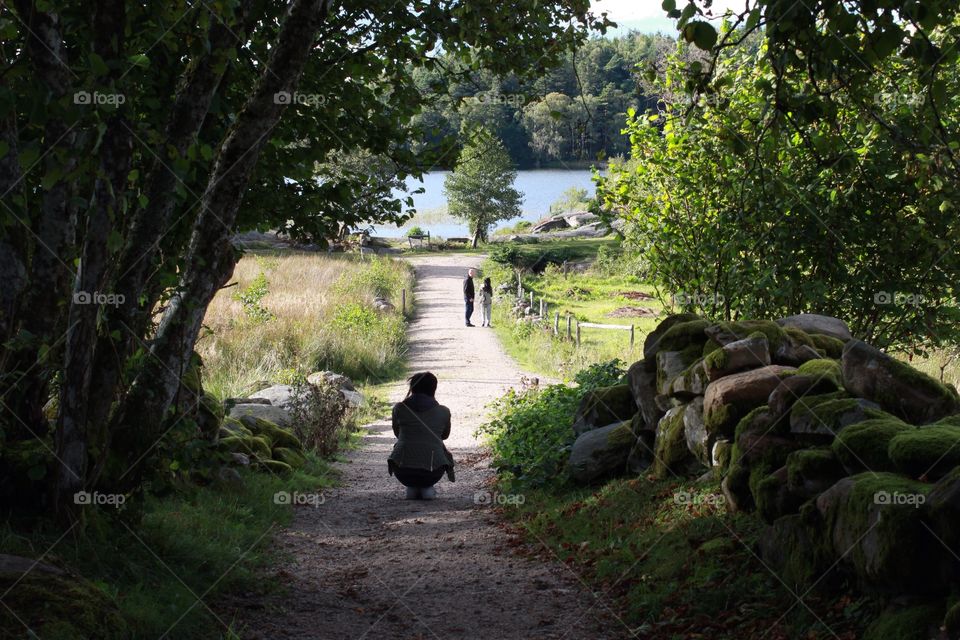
[478,277,494,327]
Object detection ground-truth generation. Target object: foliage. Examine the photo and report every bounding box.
[288,380,350,457]
[550,186,592,214]
[444,127,523,246]
[233,271,274,323]
[478,359,625,490]
[406,225,426,237]
[597,32,960,350]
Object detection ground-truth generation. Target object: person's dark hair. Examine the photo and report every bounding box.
[482,277,492,294]
[406,371,438,398]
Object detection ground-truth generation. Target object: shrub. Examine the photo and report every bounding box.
[478,359,626,490]
[406,225,426,237]
[233,271,273,322]
[288,380,350,457]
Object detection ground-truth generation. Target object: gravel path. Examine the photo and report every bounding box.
[230,254,621,640]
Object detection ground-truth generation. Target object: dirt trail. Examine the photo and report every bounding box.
[231,254,621,640]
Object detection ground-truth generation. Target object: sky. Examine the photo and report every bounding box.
[591,0,749,36]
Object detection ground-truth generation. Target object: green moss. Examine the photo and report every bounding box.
[754,471,787,522]
[629,412,646,436]
[747,462,776,506]
[863,603,944,640]
[763,511,836,592]
[606,420,637,448]
[712,439,732,474]
[888,424,960,480]
[704,402,734,434]
[219,434,272,459]
[808,333,845,358]
[702,338,722,358]
[580,384,636,427]
[658,318,711,351]
[783,325,815,348]
[272,446,307,469]
[703,345,728,371]
[653,409,689,478]
[711,320,788,352]
[797,358,842,388]
[0,570,128,639]
[733,406,773,442]
[786,448,842,489]
[258,458,294,474]
[220,416,253,437]
[832,417,911,472]
[239,415,302,450]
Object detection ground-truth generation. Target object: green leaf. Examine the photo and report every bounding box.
[89,52,109,77]
[127,53,150,69]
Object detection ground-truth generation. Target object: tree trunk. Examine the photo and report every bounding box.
[106,0,332,490]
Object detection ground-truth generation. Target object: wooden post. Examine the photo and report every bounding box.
[402,288,406,315]
[539,298,545,317]
[566,314,572,340]
[554,311,560,335]
[529,290,534,307]
[576,321,581,347]
[629,324,635,349]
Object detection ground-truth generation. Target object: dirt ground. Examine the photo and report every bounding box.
[228,254,624,640]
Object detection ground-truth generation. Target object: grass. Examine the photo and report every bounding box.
[0,455,338,639]
[500,477,881,639]
[198,251,414,398]
[482,239,659,380]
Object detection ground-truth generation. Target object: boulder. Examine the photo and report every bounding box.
[229,452,251,466]
[702,332,771,381]
[767,374,839,419]
[887,422,960,480]
[705,320,817,366]
[683,397,710,466]
[626,431,655,474]
[711,438,733,472]
[721,461,754,512]
[702,365,797,437]
[785,447,846,499]
[220,416,253,437]
[796,358,844,388]
[655,318,711,352]
[307,370,356,391]
[341,389,364,408]
[832,416,912,474]
[626,360,663,430]
[220,434,272,460]
[226,396,272,406]
[642,313,703,368]
[259,458,294,475]
[656,348,701,396]
[229,402,293,428]
[249,384,300,410]
[737,432,801,469]
[567,421,634,483]
[842,339,960,424]
[789,395,880,440]
[0,555,128,639]
[531,215,570,233]
[272,446,307,469]
[652,405,697,478]
[237,415,302,450]
[776,313,853,341]
[571,384,635,436]
[668,359,710,398]
[816,473,941,593]
[759,508,837,592]
[754,465,805,523]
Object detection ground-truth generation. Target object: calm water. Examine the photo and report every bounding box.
[372,169,599,238]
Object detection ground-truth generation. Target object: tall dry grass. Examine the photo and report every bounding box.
[198,252,413,399]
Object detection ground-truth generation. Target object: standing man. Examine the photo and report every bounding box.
[463,268,476,327]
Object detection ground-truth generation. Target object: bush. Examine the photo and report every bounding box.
[406,225,426,237]
[288,380,350,457]
[477,359,626,490]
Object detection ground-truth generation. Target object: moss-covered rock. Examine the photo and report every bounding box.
[571,384,636,436]
[711,438,732,474]
[702,338,722,358]
[789,395,880,440]
[776,313,852,341]
[197,392,224,442]
[863,603,945,640]
[567,420,634,484]
[703,332,771,381]
[754,466,804,523]
[926,467,960,581]
[626,431,655,474]
[797,358,843,388]
[258,458,294,475]
[703,365,797,437]
[759,505,837,593]
[237,415,302,451]
[888,424,960,480]
[642,313,703,366]
[219,434,272,460]
[668,357,710,398]
[721,457,754,512]
[0,559,128,639]
[626,360,663,430]
[786,447,846,499]
[656,346,702,396]
[707,320,819,366]
[656,318,711,352]
[767,374,839,420]
[272,446,307,469]
[220,416,253,438]
[808,333,845,358]
[652,406,695,478]
[843,339,960,424]
[831,417,912,473]
[816,472,940,593]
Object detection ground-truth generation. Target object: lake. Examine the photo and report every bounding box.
[372,169,599,238]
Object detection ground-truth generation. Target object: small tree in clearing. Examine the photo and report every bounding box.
[444,128,523,247]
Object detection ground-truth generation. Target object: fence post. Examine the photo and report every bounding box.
[566,314,572,340]
[539,298,545,317]
[529,291,534,307]
[554,311,560,335]
[630,324,635,349]
[402,288,406,315]
[576,321,581,347]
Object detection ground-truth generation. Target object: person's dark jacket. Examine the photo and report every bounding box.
[463,276,474,300]
[388,393,455,481]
